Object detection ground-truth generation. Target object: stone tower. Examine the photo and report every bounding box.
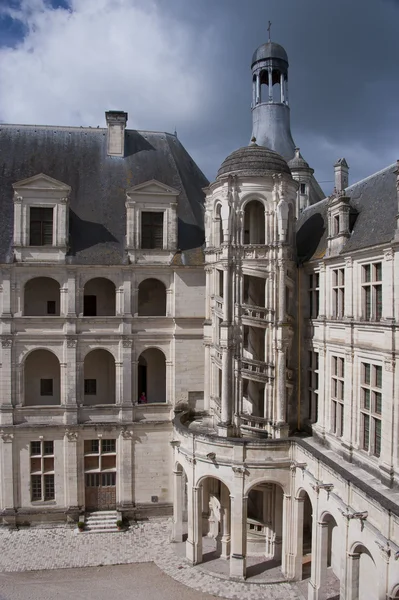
[203,141,298,439]
[251,40,296,161]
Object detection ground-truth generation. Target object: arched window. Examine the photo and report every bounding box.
[243,201,265,244]
[24,350,60,406]
[137,348,166,403]
[138,279,166,316]
[83,278,116,316]
[214,204,223,247]
[24,277,60,316]
[84,349,115,405]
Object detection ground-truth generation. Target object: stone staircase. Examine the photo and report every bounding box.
[83,510,119,533]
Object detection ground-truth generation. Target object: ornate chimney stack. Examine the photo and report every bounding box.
[334,158,349,193]
[105,111,128,157]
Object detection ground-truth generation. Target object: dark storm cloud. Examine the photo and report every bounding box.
[0,0,397,193]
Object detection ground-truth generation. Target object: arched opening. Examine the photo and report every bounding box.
[24,277,60,316]
[294,490,313,583]
[137,348,166,403]
[24,350,60,406]
[83,349,115,405]
[271,69,282,103]
[246,482,284,578]
[138,279,166,316]
[243,200,265,244]
[83,278,116,316]
[199,477,231,562]
[214,204,223,247]
[349,544,377,600]
[304,512,340,599]
[391,585,399,599]
[259,69,269,103]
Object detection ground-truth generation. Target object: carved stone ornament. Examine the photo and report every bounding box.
[186,455,196,465]
[384,359,394,372]
[232,466,246,475]
[121,427,134,440]
[383,248,394,262]
[0,430,14,443]
[122,338,133,348]
[65,429,78,442]
[375,539,391,561]
[13,193,23,204]
[67,337,77,348]
[1,337,12,349]
[310,482,334,499]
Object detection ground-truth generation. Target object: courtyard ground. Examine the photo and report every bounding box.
[0,518,315,600]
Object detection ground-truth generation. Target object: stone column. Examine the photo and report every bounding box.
[66,272,76,317]
[268,68,273,102]
[166,359,173,405]
[220,483,231,559]
[186,486,203,564]
[292,495,305,580]
[118,429,134,509]
[280,72,285,103]
[256,73,261,104]
[172,469,184,542]
[60,285,68,317]
[64,429,79,513]
[344,257,353,319]
[204,344,211,412]
[221,344,232,424]
[0,431,15,521]
[120,340,133,422]
[277,342,287,424]
[1,270,12,317]
[0,338,13,424]
[116,286,124,316]
[132,287,139,316]
[166,287,173,317]
[115,361,123,405]
[230,468,247,579]
[132,360,138,405]
[308,520,329,600]
[383,248,395,321]
[318,263,326,319]
[345,552,360,600]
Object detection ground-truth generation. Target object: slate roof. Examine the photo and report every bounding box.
[0,124,208,265]
[296,163,398,263]
[252,42,288,66]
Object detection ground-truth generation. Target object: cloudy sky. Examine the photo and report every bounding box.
[0,0,398,193]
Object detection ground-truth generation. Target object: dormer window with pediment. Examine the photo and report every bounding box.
[125,179,179,264]
[12,173,71,262]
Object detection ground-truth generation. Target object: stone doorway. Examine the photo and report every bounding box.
[84,439,117,510]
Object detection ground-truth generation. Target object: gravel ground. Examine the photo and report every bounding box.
[0,563,219,600]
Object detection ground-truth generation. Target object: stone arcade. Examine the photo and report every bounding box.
[1,37,399,600]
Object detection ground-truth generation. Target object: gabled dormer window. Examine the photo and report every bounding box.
[12,173,71,262]
[125,179,179,265]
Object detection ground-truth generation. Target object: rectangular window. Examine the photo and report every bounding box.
[84,379,97,395]
[308,350,319,423]
[141,212,164,249]
[332,268,345,318]
[101,439,116,453]
[29,207,53,246]
[331,355,344,437]
[360,362,382,457]
[40,379,53,396]
[47,300,56,315]
[333,215,340,235]
[300,183,306,194]
[309,273,320,318]
[30,440,55,501]
[83,295,97,316]
[362,262,382,321]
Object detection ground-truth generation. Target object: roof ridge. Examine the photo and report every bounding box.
[346,163,396,191]
[0,123,177,137]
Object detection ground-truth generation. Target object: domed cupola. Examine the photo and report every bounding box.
[251,31,296,161]
[217,140,291,180]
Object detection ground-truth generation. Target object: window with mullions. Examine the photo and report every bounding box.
[307,350,319,423]
[332,268,345,318]
[360,363,382,457]
[309,273,320,318]
[141,212,164,249]
[362,262,382,321]
[331,356,344,437]
[29,207,53,246]
[30,440,55,501]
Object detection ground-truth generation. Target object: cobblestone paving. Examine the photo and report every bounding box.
[0,519,305,600]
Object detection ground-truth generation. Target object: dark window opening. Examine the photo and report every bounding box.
[83,295,97,316]
[141,212,163,249]
[47,300,56,315]
[30,207,53,246]
[84,379,97,395]
[43,441,54,455]
[300,183,306,194]
[40,379,53,396]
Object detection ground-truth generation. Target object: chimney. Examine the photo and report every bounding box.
[334,158,349,193]
[105,111,128,157]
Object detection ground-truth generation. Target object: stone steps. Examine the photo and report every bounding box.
[81,510,120,534]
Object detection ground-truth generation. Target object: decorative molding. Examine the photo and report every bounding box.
[1,337,12,349]
[120,428,134,440]
[122,338,133,348]
[0,430,14,443]
[375,539,391,561]
[310,482,334,499]
[339,508,368,530]
[232,466,246,476]
[384,358,394,372]
[65,429,78,442]
[383,248,394,261]
[66,337,77,348]
[290,461,307,472]
[186,455,196,465]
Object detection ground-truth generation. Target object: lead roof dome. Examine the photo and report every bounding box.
[251,41,288,66]
[217,143,291,179]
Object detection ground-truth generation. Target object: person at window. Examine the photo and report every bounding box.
[138,392,147,404]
